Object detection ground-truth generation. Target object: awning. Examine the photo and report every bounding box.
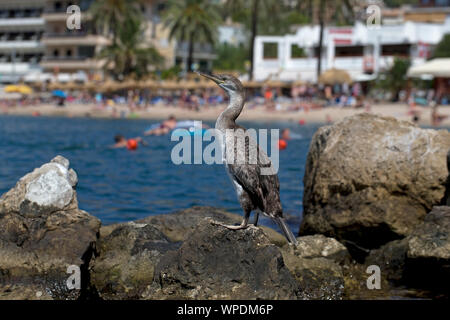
[407,58,450,78]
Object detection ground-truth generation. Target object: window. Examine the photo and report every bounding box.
[335,46,364,57]
[78,46,95,58]
[263,42,278,59]
[291,44,306,58]
[53,49,59,57]
[66,49,72,57]
[382,44,410,56]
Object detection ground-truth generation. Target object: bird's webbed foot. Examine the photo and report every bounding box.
[211,221,251,230]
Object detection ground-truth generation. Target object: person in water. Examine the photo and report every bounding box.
[112,134,143,149]
[144,115,177,136]
[281,128,291,140]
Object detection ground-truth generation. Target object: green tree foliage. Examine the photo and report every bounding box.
[376,58,411,101]
[90,0,143,45]
[98,15,164,80]
[310,0,355,79]
[223,0,285,79]
[213,43,248,72]
[433,34,450,58]
[163,0,221,72]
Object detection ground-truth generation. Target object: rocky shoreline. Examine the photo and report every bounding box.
[0,114,449,300]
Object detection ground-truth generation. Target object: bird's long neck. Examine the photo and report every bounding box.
[216,92,245,130]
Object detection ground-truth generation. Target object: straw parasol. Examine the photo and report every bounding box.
[243,81,263,88]
[318,68,352,85]
[117,79,139,90]
[160,80,180,90]
[264,80,289,88]
[139,79,158,90]
[97,80,118,92]
[291,79,305,86]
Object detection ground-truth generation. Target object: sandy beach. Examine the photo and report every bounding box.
[2,102,450,127]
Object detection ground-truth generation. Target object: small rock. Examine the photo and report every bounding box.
[283,234,350,264]
[281,235,350,299]
[0,156,100,300]
[365,238,408,283]
[404,206,450,293]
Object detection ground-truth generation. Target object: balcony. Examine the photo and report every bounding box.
[42,11,91,22]
[41,33,110,46]
[0,18,44,29]
[40,56,104,71]
[0,40,44,52]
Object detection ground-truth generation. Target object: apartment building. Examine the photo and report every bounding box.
[0,0,45,83]
[40,0,110,81]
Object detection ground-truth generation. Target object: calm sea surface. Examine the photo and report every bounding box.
[0,115,320,231]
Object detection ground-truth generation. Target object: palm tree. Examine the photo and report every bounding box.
[224,0,281,80]
[89,0,143,45]
[306,0,355,81]
[163,0,221,73]
[99,14,164,80]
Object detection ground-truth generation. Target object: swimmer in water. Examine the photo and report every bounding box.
[144,115,177,136]
[281,128,291,140]
[112,134,144,148]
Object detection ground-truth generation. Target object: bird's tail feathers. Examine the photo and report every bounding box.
[274,216,298,246]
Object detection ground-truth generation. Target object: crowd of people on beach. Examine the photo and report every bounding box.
[1,80,449,128]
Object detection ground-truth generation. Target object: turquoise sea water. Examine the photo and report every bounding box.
[0,115,320,232]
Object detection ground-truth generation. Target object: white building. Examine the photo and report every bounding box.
[253,18,450,83]
[218,23,247,46]
[0,0,45,83]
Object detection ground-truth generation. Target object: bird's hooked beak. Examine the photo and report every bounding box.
[195,71,223,85]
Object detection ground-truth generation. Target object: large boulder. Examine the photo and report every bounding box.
[149,218,301,299]
[281,235,350,299]
[135,206,287,247]
[90,222,179,300]
[300,114,450,249]
[405,206,450,293]
[0,156,100,300]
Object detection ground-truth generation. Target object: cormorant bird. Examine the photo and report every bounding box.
[197,71,298,245]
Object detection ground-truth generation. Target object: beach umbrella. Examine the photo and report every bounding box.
[264,80,289,88]
[4,84,33,95]
[52,89,67,98]
[99,80,120,92]
[18,85,33,95]
[4,85,20,93]
[318,68,352,85]
[139,79,158,90]
[243,81,263,88]
[407,58,450,78]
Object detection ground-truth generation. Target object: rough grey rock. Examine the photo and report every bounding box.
[281,235,350,299]
[283,234,350,264]
[149,218,301,299]
[365,238,409,283]
[404,206,450,292]
[407,206,450,260]
[300,113,450,249]
[0,156,100,300]
[134,206,288,247]
[90,222,179,300]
